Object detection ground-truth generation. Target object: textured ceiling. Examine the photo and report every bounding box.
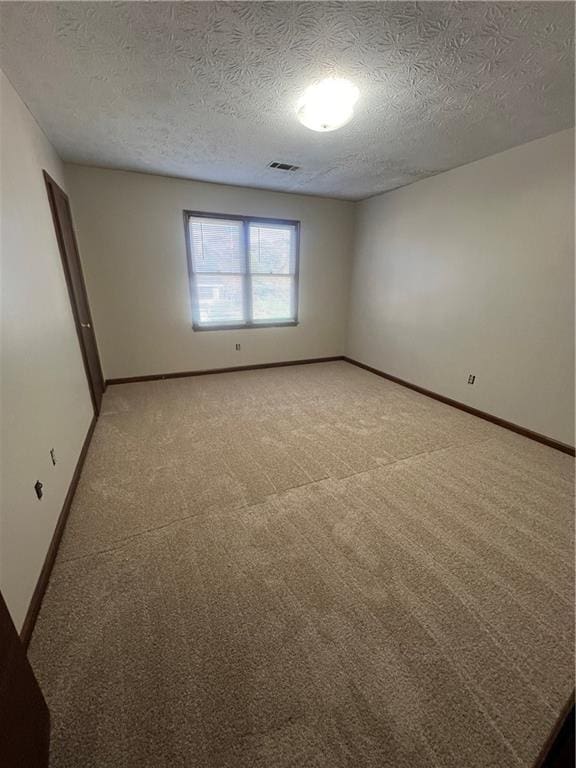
[0,2,574,200]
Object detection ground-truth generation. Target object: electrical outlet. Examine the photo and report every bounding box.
[235,344,241,351]
[50,448,56,466]
[34,480,43,500]
[467,374,476,385]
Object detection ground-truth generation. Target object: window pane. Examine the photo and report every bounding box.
[190,218,244,273]
[249,223,295,274]
[195,274,244,325]
[251,275,293,322]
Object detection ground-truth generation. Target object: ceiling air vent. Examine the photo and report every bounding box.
[268,161,300,171]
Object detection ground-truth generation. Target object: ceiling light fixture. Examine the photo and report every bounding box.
[296,78,360,132]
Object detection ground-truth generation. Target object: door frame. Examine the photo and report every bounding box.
[0,589,50,767]
[43,171,104,414]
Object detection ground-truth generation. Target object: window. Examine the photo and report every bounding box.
[184,211,300,330]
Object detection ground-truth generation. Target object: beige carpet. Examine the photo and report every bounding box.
[29,361,574,768]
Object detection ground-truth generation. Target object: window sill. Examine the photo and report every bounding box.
[192,321,299,332]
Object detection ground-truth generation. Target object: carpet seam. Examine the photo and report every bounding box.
[56,435,502,567]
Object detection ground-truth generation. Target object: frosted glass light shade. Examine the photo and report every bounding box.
[296,78,360,132]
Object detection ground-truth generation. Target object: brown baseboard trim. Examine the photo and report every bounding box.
[344,357,575,456]
[106,356,345,385]
[20,414,98,649]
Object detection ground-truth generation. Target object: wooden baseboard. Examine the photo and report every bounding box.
[344,357,575,456]
[106,356,345,385]
[20,414,98,649]
[107,355,574,455]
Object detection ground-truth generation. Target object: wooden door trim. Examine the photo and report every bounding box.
[0,591,50,767]
[43,171,103,414]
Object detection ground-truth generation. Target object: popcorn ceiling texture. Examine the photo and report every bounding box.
[0,1,574,199]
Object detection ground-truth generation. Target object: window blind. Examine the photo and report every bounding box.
[186,213,299,329]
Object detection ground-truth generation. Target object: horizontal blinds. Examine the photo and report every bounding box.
[248,222,296,322]
[248,222,296,275]
[189,218,244,274]
[188,215,297,326]
[189,217,246,325]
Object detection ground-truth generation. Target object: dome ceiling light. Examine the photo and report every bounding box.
[296,78,360,132]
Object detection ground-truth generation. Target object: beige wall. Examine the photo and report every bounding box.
[347,129,575,446]
[65,165,355,380]
[0,71,94,629]
[1,68,572,633]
